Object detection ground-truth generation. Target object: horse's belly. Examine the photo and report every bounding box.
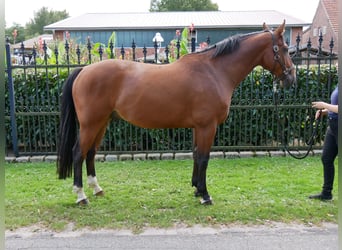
[116,103,192,129]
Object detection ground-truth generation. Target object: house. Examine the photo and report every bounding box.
[10,34,54,65]
[44,11,308,52]
[302,0,339,54]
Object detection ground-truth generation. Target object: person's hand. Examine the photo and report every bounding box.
[312,102,328,119]
[311,101,326,110]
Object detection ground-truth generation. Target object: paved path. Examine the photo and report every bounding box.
[5,223,338,250]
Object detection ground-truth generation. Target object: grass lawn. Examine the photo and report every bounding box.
[5,156,337,232]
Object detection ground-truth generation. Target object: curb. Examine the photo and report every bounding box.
[5,150,323,163]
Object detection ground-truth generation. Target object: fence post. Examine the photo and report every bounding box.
[121,45,125,60]
[5,38,19,157]
[143,45,147,63]
[109,41,114,59]
[87,38,92,63]
[176,39,180,59]
[132,40,136,61]
[154,39,158,63]
[206,36,210,46]
[191,37,196,52]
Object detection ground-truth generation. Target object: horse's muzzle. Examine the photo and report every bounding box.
[280,67,296,88]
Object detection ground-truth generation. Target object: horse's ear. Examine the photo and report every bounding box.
[275,20,286,35]
[263,22,270,31]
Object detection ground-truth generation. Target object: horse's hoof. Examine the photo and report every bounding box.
[77,199,89,206]
[95,190,104,196]
[200,197,213,205]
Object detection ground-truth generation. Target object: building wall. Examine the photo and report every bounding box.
[61,28,293,49]
[290,27,303,45]
[302,0,338,53]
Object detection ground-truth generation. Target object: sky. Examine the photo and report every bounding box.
[5,0,319,27]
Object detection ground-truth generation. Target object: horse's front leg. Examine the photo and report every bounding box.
[192,147,206,198]
[193,126,216,205]
[197,152,212,205]
[73,140,88,205]
[192,129,201,196]
[86,146,104,196]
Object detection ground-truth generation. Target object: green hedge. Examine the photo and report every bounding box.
[5,65,338,154]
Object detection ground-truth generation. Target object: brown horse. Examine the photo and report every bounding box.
[57,21,296,205]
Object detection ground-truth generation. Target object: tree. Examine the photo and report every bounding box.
[152,0,219,11]
[150,0,218,11]
[25,7,69,37]
[5,24,26,44]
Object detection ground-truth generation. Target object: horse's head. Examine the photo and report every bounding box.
[262,20,296,88]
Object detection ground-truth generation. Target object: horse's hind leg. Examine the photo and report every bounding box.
[86,125,108,197]
[73,123,105,204]
[86,146,104,197]
[72,139,88,205]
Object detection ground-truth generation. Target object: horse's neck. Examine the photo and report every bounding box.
[216,34,270,88]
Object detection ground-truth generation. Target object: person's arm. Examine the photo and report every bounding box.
[312,101,338,113]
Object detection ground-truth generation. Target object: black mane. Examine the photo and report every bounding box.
[197,31,267,58]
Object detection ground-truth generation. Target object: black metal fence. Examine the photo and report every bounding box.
[5,34,338,157]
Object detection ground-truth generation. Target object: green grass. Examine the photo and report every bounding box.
[5,156,337,232]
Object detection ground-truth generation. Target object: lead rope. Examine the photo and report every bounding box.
[273,81,322,159]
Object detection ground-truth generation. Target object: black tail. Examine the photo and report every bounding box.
[57,68,83,179]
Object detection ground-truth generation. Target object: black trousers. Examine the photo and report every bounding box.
[321,119,338,194]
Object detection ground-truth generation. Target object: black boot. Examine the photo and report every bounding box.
[309,192,332,200]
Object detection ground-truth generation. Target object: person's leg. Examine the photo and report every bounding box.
[309,125,338,200]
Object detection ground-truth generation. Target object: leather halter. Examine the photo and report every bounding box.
[268,30,294,82]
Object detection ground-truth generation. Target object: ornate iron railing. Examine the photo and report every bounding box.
[5,34,338,156]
